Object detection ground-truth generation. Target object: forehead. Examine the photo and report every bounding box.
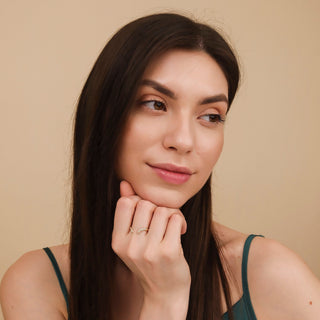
[141,49,228,96]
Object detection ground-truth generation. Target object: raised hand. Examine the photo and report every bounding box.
[111,181,190,319]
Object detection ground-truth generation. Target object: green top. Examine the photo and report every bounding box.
[222,234,262,320]
[43,247,69,312]
[43,234,262,319]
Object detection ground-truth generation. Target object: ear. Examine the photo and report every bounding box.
[120,180,136,197]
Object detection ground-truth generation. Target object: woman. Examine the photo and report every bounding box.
[1,13,319,320]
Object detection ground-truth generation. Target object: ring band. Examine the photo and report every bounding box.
[129,226,149,234]
[129,227,135,233]
[137,227,149,234]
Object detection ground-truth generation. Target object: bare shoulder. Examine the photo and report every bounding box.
[0,244,69,320]
[213,223,320,319]
[213,222,248,267]
[247,236,320,320]
[213,223,249,303]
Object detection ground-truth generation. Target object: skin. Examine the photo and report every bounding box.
[1,50,320,320]
[116,49,228,209]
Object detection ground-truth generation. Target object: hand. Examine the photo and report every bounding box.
[111,181,191,319]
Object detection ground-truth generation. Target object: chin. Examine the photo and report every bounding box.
[132,183,192,209]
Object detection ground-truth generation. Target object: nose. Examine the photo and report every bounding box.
[163,115,194,154]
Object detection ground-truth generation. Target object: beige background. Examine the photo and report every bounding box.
[1,0,319,317]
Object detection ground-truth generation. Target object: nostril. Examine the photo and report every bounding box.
[162,123,194,154]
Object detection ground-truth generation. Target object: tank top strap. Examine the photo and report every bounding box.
[241,234,264,319]
[43,247,69,314]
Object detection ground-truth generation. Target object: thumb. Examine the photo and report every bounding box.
[120,180,136,197]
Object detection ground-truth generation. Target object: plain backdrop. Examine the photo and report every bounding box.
[1,1,319,318]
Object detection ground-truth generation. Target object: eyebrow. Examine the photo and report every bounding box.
[200,94,228,105]
[141,79,176,99]
[140,79,229,105]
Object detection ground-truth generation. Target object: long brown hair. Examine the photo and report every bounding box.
[70,13,240,319]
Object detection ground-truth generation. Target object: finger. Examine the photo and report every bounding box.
[166,209,187,235]
[120,180,136,197]
[151,208,187,235]
[113,196,139,235]
[180,214,187,235]
[162,213,185,245]
[148,208,177,243]
[131,200,156,235]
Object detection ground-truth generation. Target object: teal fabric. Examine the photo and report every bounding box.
[44,234,262,319]
[222,234,263,320]
[43,247,69,318]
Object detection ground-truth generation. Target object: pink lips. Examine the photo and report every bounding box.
[148,163,193,185]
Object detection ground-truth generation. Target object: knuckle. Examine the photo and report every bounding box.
[111,241,119,253]
[111,231,126,249]
[171,209,183,218]
[161,246,177,261]
[126,243,139,261]
[154,206,170,219]
[154,207,184,221]
[170,213,182,223]
[117,197,132,209]
[136,199,155,212]
[171,212,186,228]
[129,195,141,203]
[117,196,139,212]
[111,237,122,254]
[159,206,169,214]
[143,247,158,264]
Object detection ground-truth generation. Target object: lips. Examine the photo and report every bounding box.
[147,163,193,184]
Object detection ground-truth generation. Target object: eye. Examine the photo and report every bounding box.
[199,114,225,124]
[141,100,167,111]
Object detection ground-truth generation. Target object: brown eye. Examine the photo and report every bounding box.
[200,114,225,123]
[142,100,166,111]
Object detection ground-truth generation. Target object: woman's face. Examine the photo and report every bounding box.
[117,49,228,208]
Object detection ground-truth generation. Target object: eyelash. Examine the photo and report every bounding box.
[199,114,225,124]
[140,99,225,124]
[140,100,167,111]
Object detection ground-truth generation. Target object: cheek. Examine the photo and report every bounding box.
[196,133,224,178]
[124,116,161,148]
[117,118,159,174]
